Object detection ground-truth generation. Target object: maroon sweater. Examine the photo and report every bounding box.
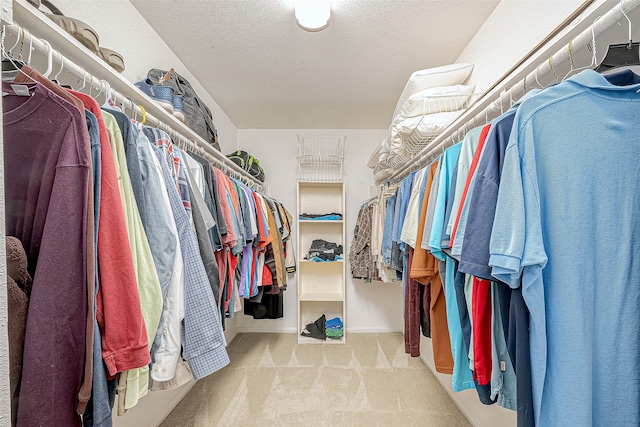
[4,82,89,427]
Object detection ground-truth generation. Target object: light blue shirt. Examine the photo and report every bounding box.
[490,69,640,426]
[421,142,472,392]
[444,256,475,392]
[426,143,461,260]
[382,194,395,264]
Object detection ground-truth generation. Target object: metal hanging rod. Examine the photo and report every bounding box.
[1,20,266,193]
[387,0,640,183]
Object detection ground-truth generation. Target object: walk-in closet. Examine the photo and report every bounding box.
[1,0,639,426]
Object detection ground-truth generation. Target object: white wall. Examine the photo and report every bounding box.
[457,0,586,92]
[47,0,238,153]
[237,129,404,334]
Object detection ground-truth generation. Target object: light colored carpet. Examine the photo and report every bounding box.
[160,333,472,427]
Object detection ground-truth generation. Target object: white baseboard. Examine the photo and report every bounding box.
[237,326,298,334]
[147,332,240,427]
[416,336,515,427]
[149,381,197,427]
[237,327,402,334]
[346,327,402,333]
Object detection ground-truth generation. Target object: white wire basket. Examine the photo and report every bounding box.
[378,93,480,169]
[297,134,346,182]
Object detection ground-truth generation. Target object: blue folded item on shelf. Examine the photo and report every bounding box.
[300,214,342,221]
[326,317,343,329]
[310,256,342,263]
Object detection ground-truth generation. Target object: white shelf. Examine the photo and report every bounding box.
[11,0,265,192]
[299,259,344,264]
[298,181,345,186]
[298,335,345,345]
[299,291,344,301]
[299,219,344,223]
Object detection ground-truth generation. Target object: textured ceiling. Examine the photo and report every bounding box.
[131,0,500,129]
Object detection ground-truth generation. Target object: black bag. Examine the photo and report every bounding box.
[226,150,265,182]
[147,68,220,151]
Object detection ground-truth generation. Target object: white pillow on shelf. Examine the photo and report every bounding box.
[367,139,386,169]
[392,110,462,141]
[392,63,474,119]
[394,85,475,123]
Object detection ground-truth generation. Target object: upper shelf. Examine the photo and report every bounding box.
[298,181,345,186]
[11,0,265,191]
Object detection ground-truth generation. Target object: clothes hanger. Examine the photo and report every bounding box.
[89,74,96,97]
[95,79,105,102]
[561,39,579,81]
[548,57,560,83]
[120,94,127,113]
[74,67,86,91]
[534,64,544,88]
[41,39,53,78]
[7,26,22,58]
[2,25,25,72]
[52,52,63,83]
[24,29,33,65]
[131,100,138,122]
[561,30,602,81]
[102,80,116,107]
[138,105,147,125]
[594,2,640,72]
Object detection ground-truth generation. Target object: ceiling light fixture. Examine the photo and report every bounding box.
[294,0,331,32]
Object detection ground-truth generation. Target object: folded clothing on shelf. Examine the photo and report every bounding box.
[300,212,343,220]
[301,315,344,341]
[301,314,326,340]
[304,239,343,261]
[326,317,344,340]
[309,256,342,263]
[326,317,343,329]
[326,329,344,339]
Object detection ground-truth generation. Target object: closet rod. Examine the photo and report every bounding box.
[1,20,266,194]
[387,0,640,183]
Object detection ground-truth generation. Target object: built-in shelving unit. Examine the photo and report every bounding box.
[297,181,346,344]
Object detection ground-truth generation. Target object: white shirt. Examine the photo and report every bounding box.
[148,137,185,382]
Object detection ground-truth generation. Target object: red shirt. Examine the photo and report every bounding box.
[472,277,492,385]
[73,92,150,377]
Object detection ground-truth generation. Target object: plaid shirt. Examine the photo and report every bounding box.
[143,127,192,216]
[152,144,229,380]
[350,200,375,281]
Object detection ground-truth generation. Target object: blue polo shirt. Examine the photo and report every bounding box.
[490,69,640,427]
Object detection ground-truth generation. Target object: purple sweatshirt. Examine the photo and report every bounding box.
[4,82,89,427]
